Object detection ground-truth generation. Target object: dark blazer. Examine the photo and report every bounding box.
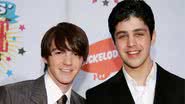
[86,63,185,104]
[0,75,85,104]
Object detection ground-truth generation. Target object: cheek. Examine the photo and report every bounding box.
[76,61,83,67]
[140,40,152,51]
[143,38,151,45]
[116,41,126,51]
[74,60,83,68]
[48,59,61,67]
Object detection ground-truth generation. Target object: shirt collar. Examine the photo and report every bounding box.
[44,72,72,104]
[122,61,157,86]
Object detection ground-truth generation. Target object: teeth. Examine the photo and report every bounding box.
[61,69,72,72]
[128,51,139,54]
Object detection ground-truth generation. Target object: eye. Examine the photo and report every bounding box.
[135,33,144,37]
[116,33,128,39]
[52,50,65,56]
[73,52,78,56]
[55,51,62,54]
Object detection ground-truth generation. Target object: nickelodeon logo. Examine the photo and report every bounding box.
[82,38,123,80]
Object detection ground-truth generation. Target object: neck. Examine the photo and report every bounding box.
[124,58,153,86]
[47,71,71,93]
[58,83,71,93]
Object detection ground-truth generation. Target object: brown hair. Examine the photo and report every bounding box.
[41,22,89,71]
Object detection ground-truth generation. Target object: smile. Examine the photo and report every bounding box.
[127,50,140,55]
[60,68,73,72]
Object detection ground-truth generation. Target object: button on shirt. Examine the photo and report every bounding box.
[44,72,71,104]
[123,62,157,104]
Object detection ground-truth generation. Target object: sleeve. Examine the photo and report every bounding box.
[0,86,11,104]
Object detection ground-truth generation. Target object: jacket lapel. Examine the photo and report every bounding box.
[110,69,135,104]
[30,75,47,104]
[70,90,85,104]
[70,90,76,104]
[154,64,169,104]
[70,90,78,104]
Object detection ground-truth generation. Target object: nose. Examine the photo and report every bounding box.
[63,52,72,65]
[127,36,136,47]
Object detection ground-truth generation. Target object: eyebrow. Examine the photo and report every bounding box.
[115,28,147,36]
[133,28,147,32]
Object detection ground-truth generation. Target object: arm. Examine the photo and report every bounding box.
[0,86,11,104]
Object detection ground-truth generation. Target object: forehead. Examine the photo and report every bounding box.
[116,16,148,32]
[50,39,71,50]
[50,39,58,48]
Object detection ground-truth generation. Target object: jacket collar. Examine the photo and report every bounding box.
[30,75,47,104]
[154,63,170,104]
[110,69,135,104]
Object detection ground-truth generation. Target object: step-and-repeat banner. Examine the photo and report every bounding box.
[0,0,184,97]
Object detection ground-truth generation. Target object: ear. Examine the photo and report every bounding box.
[42,57,48,64]
[151,31,156,45]
[81,57,85,64]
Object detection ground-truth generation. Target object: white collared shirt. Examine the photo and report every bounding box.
[123,62,157,104]
[44,72,71,104]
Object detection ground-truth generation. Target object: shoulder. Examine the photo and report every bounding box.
[157,63,184,85]
[0,76,46,103]
[71,90,85,100]
[86,80,111,96]
[1,80,35,94]
[1,75,45,95]
[156,63,185,103]
[3,79,35,89]
[71,90,85,104]
[86,69,123,96]
[0,79,35,103]
[156,63,184,97]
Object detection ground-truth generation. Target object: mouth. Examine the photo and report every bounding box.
[127,50,140,54]
[126,50,140,57]
[59,68,73,72]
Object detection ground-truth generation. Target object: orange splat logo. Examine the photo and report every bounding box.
[82,38,122,80]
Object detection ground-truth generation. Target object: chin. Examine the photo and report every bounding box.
[60,80,72,85]
[124,61,143,69]
[60,78,74,84]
